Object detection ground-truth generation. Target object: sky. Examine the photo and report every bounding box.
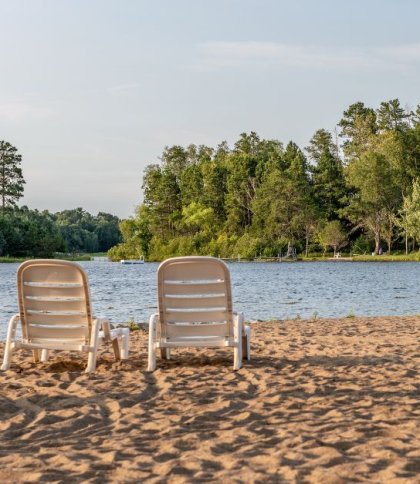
[0,0,419,218]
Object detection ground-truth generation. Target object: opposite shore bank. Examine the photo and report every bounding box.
[1,253,420,263]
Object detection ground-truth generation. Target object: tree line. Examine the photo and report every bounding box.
[0,206,121,258]
[109,99,420,261]
[0,140,121,257]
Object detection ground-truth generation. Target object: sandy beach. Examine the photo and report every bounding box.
[0,316,419,482]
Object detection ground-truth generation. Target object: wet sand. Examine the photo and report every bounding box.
[0,316,419,482]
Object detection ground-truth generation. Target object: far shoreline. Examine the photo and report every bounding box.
[1,254,420,263]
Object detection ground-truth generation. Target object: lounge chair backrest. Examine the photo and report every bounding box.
[17,260,92,344]
[157,256,234,340]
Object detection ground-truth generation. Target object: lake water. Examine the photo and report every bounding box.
[0,261,419,339]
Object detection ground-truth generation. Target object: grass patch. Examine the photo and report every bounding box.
[353,253,420,262]
[54,254,92,261]
[0,252,110,263]
[0,256,26,263]
[301,252,420,262]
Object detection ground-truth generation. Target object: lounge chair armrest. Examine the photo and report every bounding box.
[233,312,246,333]
[6,313,20,338]
[1,314,21,371]
[9,313,20,326]
[149,312,159,336]
[233,312,244,323]
[232,312,244,339]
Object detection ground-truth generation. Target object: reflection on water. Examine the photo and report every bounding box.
[0,261,419,338]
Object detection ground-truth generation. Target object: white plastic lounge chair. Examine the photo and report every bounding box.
[1,259,129,373]
[148,256,251,371]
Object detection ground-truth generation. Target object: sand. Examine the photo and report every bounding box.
[0,316,419,483]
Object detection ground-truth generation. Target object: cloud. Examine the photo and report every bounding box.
[192,41,420,72]
[107,82,140,93]
[0,102,54,123]
[377,43,420,62]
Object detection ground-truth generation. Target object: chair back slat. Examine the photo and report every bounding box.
[165,309,228,324]
[164,294,227,309]
[163,280,226,295]
[25,324,89,340]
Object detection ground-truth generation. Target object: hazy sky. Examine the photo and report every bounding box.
[0,0,419,218]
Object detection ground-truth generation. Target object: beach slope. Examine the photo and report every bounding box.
[0,316,419,482]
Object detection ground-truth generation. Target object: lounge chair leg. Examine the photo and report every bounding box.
[112,339,121,360]
[120,328,129,359]
[1,314,19,371]
[147,314,158,371]
[0,344,12,371]
[243,326,251,361]
[242,334,248,360]
[32,349,40,363]
[86,319,100,373]
[100,318,121,361]
[233,313,243,370]
[86,350,97,373]
[148,343,157,371]
[41,349,49,362]
[160,348,170,360]
[233,343,242,370]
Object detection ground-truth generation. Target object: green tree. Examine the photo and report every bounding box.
[411,104,420,125]
[0,207,64,257]
[398,178,420,253]
[181,202,216,234]
[55,208,97,253]
[344,151,401,254]
[307,129,346,220]
[225,133,283,233]
[0,141,25,210]
[338,102,377,160]
[377,99,410,132]
[108,204,152,260]
[317,220,347,256]
[252,166,307,253]
[225,140,258,231]
[94,212,122,251]
[55,208,95,231]
[284,142,319,255]
[180,163,204,207]
[201,158,227,224]
[142,164,181,239]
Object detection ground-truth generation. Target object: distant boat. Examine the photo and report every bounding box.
[120,256,145,265]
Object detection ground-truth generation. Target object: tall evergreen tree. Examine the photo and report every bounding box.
[306,129,346,220]
[338,102,377,160]
[377,99,410,131]
[0,141,25,210]
[142,164,181,239]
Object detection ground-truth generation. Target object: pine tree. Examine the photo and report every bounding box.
[306,130,346,220]
[0,141,25,210]
[377,99,410,131]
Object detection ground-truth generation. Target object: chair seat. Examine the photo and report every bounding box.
[158,335,236,348]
